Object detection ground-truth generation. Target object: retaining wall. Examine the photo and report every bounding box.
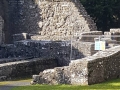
[0,57,57,81]
[0,40,96,66]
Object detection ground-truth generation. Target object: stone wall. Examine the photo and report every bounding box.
[0,40,96,66]
[0,57,57,81]
[34,0,97,40]
[32,45,120,85]
[0,1,9,43]
[87,46,120,84]
[31,31,102,41]
[104,28,120,44]
[0,16,4,44]
[110,28,120,33]
[0,0,97,43]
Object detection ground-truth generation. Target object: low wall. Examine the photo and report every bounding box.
[0,57,57,81]
[104,29,120,44]
[32,45,120,85]
[87,46,120,84]
[75,31,102,42]
[31,31,102,42]
[110,28,120,33]
[0,40,96,66]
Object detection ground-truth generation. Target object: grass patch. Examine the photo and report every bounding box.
[11,78,120,90]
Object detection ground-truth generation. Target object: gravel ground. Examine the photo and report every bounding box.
[0,80,31,90]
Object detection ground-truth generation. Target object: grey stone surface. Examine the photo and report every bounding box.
[73,31,102,42]
[12,33,30,42]
[0,39,97,66]
[0,0,97,43]
[31,31,102,42]
[32,45,120,85]
[104,29,120,44]
[110,28,120,33]
[0,57,57,81]
[0,16,4,44]
[0,0,120,86]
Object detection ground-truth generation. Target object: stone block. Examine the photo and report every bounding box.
[13,33,29,42]
[110,28,120,33]
[75,31,102,42]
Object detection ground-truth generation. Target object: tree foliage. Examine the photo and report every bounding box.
[80,0,120,31]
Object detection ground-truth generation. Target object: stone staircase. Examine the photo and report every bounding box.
[35,0,97,41]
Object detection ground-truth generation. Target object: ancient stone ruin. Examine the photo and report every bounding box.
[0,16,4,44]
[0,0,97,43]
[0,0,120,85]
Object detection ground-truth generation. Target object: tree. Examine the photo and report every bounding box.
[80,0,120,32]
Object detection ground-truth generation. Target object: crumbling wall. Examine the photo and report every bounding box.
[32,45,120,85]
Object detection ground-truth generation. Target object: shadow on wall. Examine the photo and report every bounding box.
[3,0,42,43]
[1,0,98,43]
[0,40,85,66]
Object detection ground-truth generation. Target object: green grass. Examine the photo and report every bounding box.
[11,79,120,90]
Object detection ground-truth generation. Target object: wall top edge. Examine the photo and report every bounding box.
[36,0,76,2]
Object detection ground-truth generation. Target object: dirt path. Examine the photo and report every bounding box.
[0,80,31,90]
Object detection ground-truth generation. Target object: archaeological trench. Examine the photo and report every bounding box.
[0,0,120,85]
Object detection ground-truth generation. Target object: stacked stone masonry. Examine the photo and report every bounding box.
[31,31,102,41]
[0,0,97,43]
[33,0,97,41]
[0,39,97,66]
[0,16,4,45]
[0,29,118,82]
[104,28,120,44]
[0,0,99,70]
[0,57,57,81]
[1,0,120,86]
[32,45,120,85]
